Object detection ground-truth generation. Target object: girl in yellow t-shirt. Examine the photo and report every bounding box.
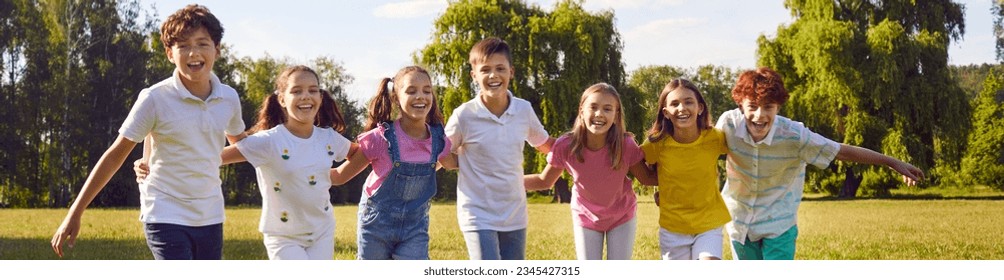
[640,78,730,260]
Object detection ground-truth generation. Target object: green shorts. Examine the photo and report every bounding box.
[730,225,798,260]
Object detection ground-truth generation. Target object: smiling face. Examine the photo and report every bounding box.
[470,53,513,97]
[277,71,322,126]
[395,71,435,123]
[662,87,705,133]
[740,97,779,142]
[580,91,619,137]
[165,26,218,88]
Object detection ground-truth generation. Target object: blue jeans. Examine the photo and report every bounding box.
[730,225,798,260]
[144,223,223,260]
[463,229,527,260]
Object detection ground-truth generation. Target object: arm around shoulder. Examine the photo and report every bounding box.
[630,161,658,186]
[524,164,563,192]
[330,143,369,186]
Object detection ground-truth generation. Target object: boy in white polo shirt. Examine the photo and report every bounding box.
[51,4,245,260]
[445,37,554,260]
[716,67,925,260]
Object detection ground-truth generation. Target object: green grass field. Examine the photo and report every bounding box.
[3,199,1003,260]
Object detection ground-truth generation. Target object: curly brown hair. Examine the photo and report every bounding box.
[731,67,789,106]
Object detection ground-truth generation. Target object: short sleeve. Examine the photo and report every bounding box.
[444,109,463,154]
[225,98,245,136]
[525,109,549,148]
[546,136,570,171]
[235,131,274,168]
[623,136,645,166]
[357,127,388,162]
[118,90,156,143]
[327,128,352,162]
[639,139,660,165]
[712,129,729,155]
[437,137,453,161]
[797,124,840,169]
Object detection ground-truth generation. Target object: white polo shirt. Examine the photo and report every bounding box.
[119,70,245,226]
[445,91,550,232]
[715,108,839,244]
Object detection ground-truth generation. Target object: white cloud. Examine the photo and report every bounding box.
[373,0,448,19]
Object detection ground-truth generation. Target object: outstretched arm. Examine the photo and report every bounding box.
[330,143,369,186]
[52,136,138,257]
[835,144,925,186]
[524,164,563,192]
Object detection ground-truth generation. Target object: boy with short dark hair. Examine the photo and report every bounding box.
[445,37,554,260]
[52,4,245,260]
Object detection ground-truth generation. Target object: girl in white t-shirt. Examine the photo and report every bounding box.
[220,65,352,260]
[524,83,656,260]
[330,65,455,260]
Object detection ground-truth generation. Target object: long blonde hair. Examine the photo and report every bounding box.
[567,83,630,170]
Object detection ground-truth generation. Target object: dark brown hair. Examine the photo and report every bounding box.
[160,4,224,48]
[249,65,345,134]
[468,37,512,66]
[364,66,444,131]
[731,67,789,106]
[647,78,712,142]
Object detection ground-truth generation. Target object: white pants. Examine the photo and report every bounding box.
[262,222,335,260]
[573,217,637,260]
[659,227,723,260]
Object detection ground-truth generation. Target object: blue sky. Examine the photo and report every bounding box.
[147,0,995,103]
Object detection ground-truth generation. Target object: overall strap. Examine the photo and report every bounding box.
[428,123,445,163]
[382,122,401,163]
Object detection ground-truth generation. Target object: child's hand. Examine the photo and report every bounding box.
[51,216,81,258]
[133,159,149,183]
[891,160,924,186]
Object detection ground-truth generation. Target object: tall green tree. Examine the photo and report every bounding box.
[757,0,968,197]
[960,69,1004,189]
[416,0,637,173]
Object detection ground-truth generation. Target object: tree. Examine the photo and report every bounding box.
[757,0,969,197]
[627,65,737,132]
[416,0,637,174]
[960,69,1004,189]
[995,0,1004,62]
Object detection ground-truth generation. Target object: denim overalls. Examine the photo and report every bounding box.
[357,122,444,260]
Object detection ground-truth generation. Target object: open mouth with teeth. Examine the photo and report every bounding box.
[749,121,769,130]
[589,120,607,126]
[485,81,503,90]
[187,61,205,72]
[411,103,428,109]
[295,104,314,112]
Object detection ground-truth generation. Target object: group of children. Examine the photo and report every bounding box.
[50,4,925,261]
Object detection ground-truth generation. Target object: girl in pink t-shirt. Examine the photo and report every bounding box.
[524,83,657,260]
[330,66,455,260]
